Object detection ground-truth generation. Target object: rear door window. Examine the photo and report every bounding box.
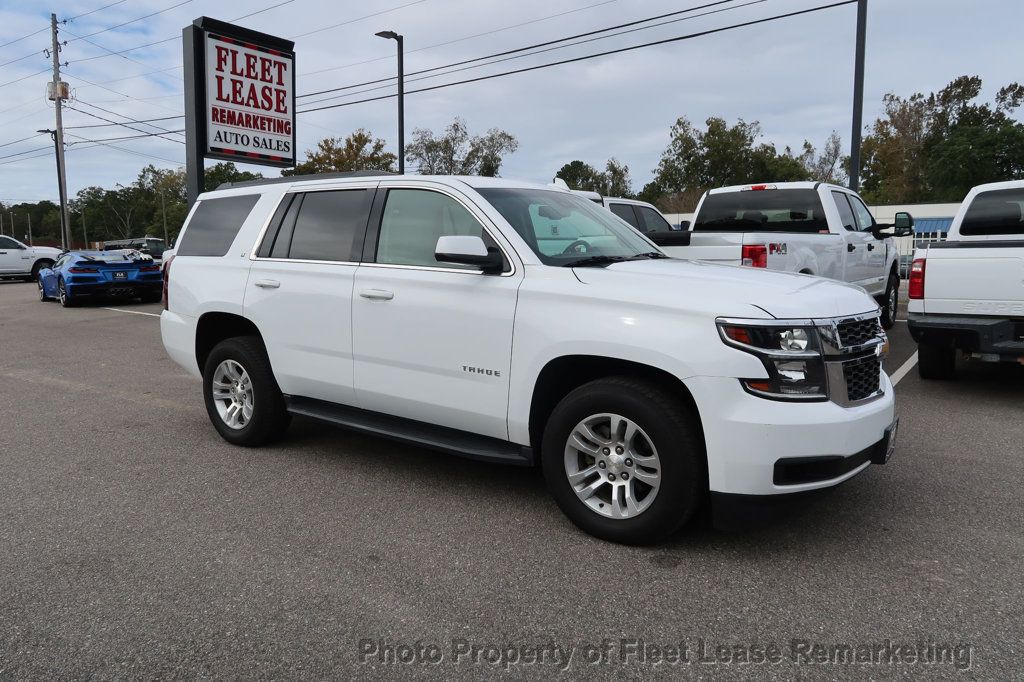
[287,189,372,262]
[693,189,827,233]
[831,191,858,232]
[176,195,260,256]
[608,203,640,228]
[960,188,1024,236]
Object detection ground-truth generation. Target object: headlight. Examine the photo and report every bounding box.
[717,320,828,401]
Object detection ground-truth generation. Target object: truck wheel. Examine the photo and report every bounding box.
[27,259,52,283]
[879,272,899,330]
[203,336,290,446]
[541,376,705,545]
[918,343,956,380]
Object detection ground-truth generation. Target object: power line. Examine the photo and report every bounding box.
[299,0,756,105]
[291,0,427,39]
[64,131,183,164]
[66,0,193,42]
[0,133,44,150]
[71,129,185,143]
[0,68,52,90]
[68,0,298,67]
[0,48,45,69]
[67,0,129,21]
[73,99,186,138]
[64,106,185,144]
[0,150,55,167]
[0,26,49,49]
[61,27,153,69]
[301,0,619,78]
[299,0,857,115]
[65,113,184,130]
[64,72,183,115]
[0,145,53,161]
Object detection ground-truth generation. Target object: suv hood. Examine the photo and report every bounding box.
[572,258,879,320]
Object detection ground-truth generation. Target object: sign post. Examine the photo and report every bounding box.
[182,17,296,207]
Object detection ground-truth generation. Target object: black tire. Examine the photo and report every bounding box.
[202,336,290,446]
[878,271,899,330]
[57,278,76,307]
[918,343,956,380]
[27,259,52,283]
[541,376,706,545]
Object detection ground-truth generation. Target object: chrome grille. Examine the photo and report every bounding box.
[836,316,882,348]
[842,355,881,402]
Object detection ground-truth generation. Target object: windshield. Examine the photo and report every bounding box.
[693,189,828,233]
[477,188,659,265]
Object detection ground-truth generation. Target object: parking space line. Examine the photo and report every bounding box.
[890,351,918,387]
[101,307,161,318]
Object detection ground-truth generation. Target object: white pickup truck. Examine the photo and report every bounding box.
[652,182,913,328]
[907,180,1024,378]
[0,235,61,281]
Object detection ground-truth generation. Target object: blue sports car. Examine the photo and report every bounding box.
[38,250,163,307]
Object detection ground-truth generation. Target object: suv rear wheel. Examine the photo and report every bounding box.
[203,336,290,446]
[541,376,705,544]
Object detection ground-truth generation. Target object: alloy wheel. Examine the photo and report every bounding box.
[563,412,662,519]
[211,359,254,430]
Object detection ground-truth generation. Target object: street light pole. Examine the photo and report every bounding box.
[848,0,868,192]
[375,30,405,174]
[161,192,169,245]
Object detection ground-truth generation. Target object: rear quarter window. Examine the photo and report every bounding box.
[176,194,260,257]
[693,189,828,233]
[959,188,1024,236]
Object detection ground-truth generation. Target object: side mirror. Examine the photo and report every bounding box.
[894,211,914,230]
[434,235,504,274]
[648,231,692,247]
[673,220,690,231]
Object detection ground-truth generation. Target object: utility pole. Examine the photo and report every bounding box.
[848,0,867,192]
[27,214,32,246]
[48,13,71,250]
[160,192,169,245]
[82,210,88,248]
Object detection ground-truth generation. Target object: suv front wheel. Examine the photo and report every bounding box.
[541,376,706,545]
[203,336,290,446]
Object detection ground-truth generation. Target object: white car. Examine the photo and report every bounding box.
[161,174,896,543]
[0,235,61,281]
[663,182,913,328]
[907,180,1024,378]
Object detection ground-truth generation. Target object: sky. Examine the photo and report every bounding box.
[0,0,1022,205]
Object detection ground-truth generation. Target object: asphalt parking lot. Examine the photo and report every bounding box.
[0,279,1021,678]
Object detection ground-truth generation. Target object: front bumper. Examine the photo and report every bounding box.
[907,312,1024,358]
[684,373,895,497]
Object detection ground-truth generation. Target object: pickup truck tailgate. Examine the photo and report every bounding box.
[925,244,1024,316]
[663,232,743,263]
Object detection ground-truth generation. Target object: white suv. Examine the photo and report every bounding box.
[161,174,897,543]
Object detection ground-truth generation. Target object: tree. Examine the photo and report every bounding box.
[859,75,1024,203]
[555,158,634,196]
[555,160,603,191]
[643,116,811,212]
[405,118,518,176]
[797,131,848,185]
[204,162,262,189]
[283,129,396,176]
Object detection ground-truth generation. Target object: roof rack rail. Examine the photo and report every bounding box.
[215,170,396,190]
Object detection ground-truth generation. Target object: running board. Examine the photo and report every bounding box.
[285,396,534,466]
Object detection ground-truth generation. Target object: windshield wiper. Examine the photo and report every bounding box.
[562,253,662,268]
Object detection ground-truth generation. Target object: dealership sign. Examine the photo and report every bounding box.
[183,17,296,201]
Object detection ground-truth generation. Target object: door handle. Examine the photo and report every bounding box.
[359,288,394,301]
[254,279,280,289]
[847,244,856,252]
[867,243,875,251]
